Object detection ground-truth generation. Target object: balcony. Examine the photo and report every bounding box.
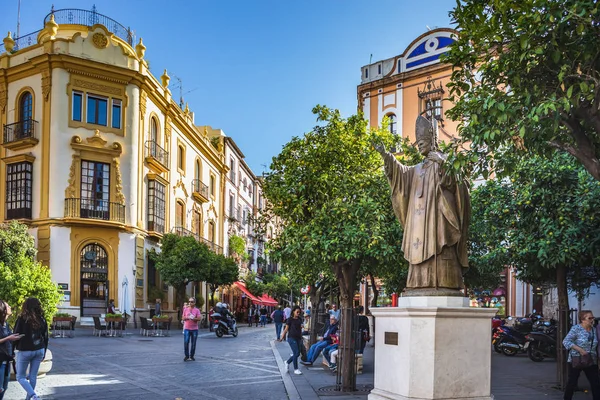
[191,179,209,203]
[228,207,239,221]
[2,120,39,150]
[64,198,125,223]
[145,140,169,173]
[171,226,223,254]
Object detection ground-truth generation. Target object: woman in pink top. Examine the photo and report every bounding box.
[183,297,201,361]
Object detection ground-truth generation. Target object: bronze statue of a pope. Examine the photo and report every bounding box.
[375,116,471,296]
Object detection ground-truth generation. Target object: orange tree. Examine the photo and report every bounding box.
[445,0,600,182]
[263,106,404,391]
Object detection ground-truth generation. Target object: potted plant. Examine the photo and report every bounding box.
[53,312,72,322]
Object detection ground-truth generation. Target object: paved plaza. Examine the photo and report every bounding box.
[3,324,597,399]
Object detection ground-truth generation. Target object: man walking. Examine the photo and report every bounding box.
[271,306,284,339]
[283,305,292,322]
[183,297,201,361]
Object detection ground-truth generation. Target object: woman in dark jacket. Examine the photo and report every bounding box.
[14,298,48,400]
[0,300,21,400]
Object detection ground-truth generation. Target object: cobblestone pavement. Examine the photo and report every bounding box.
[4,325,287,400]
[5,324,597,400]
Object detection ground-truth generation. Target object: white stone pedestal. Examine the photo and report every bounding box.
[368,297,497,400]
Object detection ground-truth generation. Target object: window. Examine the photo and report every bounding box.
[86,95,108,126]
[73,92,82,122]
[195,160,201,181]
[177,145,185,172]
[111,99,121,129]
[210,174,216,197]
[80,161,110,220]
[175,200,185,227]
[378,64,382,74]
[6,161,32,219]
[147,180,166,233]
[230,159,236,182]
[388,114,397,135]
[18,91,34,137]
[208,221,215,243]
[192,210,201,236]
[365,68,368,78]
[150,117,158,143]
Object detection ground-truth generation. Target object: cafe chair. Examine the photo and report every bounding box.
[92,316,107,337]
[140,317,154,336]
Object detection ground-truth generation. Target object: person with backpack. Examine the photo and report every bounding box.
[0,300,21,400]
[14,298,49,400]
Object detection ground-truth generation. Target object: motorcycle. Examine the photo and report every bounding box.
[496,325,530,356]
[525,323,557,362]
[212,312,239,338]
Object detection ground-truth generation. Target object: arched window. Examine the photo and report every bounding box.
[80,243,109,317]
[192,210,202,236]
[175,200,185,228]
[388,114,397,135]
[177,145,185,171]
[195,159,201,181]
[208,221,215,243]
[150,117,158,143]
[19,91,33,136]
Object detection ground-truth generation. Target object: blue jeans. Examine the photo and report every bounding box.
[323,344,338,363]
[16,348,44,400]
[286,337,301,369]
[275,322,283,339]
[307,340,328,363]
[183,329,199,358]
[260,315,266,327]
[0,361,10,400]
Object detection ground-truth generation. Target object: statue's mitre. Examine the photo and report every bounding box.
[415,116,434,142]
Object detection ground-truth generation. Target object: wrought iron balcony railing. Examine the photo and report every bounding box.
[44,8,134,45]
[192,179,209,200]
[172,226,223,255]
[64,198,125,223]
[3,119,38,144]
[145,140,169,169]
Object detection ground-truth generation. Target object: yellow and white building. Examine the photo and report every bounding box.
[0,9,271,319]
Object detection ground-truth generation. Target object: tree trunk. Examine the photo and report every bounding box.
[556,264,569,390]
[332,259,361,393]
[176,283,187,320]
[309,283,325,346]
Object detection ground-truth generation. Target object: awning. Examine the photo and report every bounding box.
[259,294,278,307]
[233,282,261,303]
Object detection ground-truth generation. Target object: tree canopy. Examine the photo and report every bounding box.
[263,105,405,391]
[0,221,62,326]
[445,0,600,181]
[469,153,600,305]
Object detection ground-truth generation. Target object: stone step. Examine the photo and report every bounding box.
[79,317,94,326]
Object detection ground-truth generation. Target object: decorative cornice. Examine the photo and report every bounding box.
[1,153,36,164]
[67,68,129,85]
[173,177,189,198]
[70,130,123,156]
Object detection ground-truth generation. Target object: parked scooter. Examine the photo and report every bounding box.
[525,323,557,362]
[212,312,239,338]
[496,325,530,356]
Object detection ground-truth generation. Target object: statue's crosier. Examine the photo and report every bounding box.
[375,116,471,296]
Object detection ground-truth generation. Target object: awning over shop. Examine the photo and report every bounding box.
[233,281,261,303]
[259,294,278,307]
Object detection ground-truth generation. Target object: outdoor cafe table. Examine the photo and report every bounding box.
[104,317,124,337]
[151,317,170,336]
[52,317,73,338]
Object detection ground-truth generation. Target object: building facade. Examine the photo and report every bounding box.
[0,8,272,319]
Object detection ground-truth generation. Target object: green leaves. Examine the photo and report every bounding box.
[446,0,600,182]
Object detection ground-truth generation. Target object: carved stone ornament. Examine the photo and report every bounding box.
[74,79,122,95]
[165,117,172,149]
[41,70,52,101]
[92,32,109,49]
[140,90,147,116]
[113,159,126,204]
[173,178,189,198]
[64,155,77,198]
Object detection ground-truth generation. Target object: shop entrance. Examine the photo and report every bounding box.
[80,243,109,317]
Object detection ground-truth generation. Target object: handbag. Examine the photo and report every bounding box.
[572,353,594,369]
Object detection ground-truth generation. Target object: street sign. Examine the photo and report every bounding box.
[300,286,310,295]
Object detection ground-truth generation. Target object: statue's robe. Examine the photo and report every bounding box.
[382,151,470,290]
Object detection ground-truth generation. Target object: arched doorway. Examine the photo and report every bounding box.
[80,243,109,316]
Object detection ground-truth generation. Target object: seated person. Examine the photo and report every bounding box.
[215,302,234,330]
[322,334,339,367]
[302,314,311,335]
[329,348,339,372]
[301,316,339,365]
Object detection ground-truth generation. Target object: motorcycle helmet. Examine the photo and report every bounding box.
[216,302,222,308]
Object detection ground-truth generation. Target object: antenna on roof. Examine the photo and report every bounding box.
[172,75,198,109]
[369,54,372,64]
[426,25,432,31]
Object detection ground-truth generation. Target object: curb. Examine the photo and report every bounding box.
[271,339,302,400]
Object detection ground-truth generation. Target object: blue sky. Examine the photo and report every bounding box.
[1,0,456,174]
